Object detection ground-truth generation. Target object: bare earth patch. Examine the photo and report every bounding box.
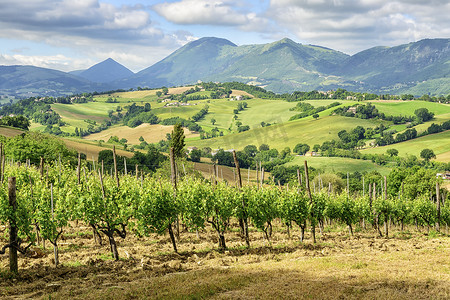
[63,139,133,159]
[83,124,198,145]
[1,222,449,299]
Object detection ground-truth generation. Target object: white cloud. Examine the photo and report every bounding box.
[268,0,450,53]
[0,0,198,71]
[0,0,448,73]
[0,53,92,71]
[153,0,247,26]
[152,0,274,33]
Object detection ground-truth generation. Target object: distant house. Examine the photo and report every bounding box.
[187,146,198,153]
[347,107,357,114]
[211,149,234,156]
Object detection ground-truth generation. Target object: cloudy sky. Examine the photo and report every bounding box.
[0,0,449,72]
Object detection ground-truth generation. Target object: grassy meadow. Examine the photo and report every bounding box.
[189,114,384,151]
[361,130,450,162]
[286,156,392,175]
[368,100,450,116]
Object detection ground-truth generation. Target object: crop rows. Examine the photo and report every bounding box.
[0,161,449,272]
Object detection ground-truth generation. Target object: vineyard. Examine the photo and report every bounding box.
[0,150,449,299]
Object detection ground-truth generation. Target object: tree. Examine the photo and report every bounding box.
[156,91,162,97]
[414,108,434,123]
[293,143,310,155]
[211,118,216,125]
[170,123,185,158]
[312,113,319,120]
[190,149,201,162]
[243,145,258,157]
[386,148,399,157]
[259,144,270,151]
[162,87,169,95]
[213,149,234,166]
[420,148,436,162]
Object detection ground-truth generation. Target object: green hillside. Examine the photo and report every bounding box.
[189,114,383,151]
[120,37,350,93]
[361,130,450,162]
[10,84,447,179]
[368,100,450,116]
[285,156,392,175]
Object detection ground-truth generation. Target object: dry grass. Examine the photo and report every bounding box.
[1,222,448,300]
[63,139,133,159]
[83,124,198,145]
[230,90,254,98]
[0,126,23,137]
[193,160,270,185]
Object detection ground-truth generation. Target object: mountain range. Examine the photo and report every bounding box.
[0,37,449,97]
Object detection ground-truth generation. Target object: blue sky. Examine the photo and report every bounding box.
[0,0,448,72]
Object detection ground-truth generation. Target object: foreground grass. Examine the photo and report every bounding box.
[1,224,448,300]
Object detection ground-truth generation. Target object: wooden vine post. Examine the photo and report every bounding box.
[436,182,440,232]
[77,153,81,185]
[9,177,18,274]
[260,167,265,189]
[384,176,388,237]
[212,163,217,185]
[256,161,259,189]
[40,157,44,178]
[304,161,316,243]
[233,150,250,248]
[112,145,119,188]
[169,147,179,250]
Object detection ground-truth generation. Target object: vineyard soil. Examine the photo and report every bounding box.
[1,222,449,299]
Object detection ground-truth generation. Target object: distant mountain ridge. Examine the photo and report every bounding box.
[117,37,450,95]
[78,58,134,83]
[0,38,449,97]
[0,65,108,97]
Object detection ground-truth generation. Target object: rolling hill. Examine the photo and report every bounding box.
[0,65,108,97]
[2,85,449,177]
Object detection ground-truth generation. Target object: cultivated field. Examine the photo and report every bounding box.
[62,138,133,160]
[0,126,24,137]
[83,124,198,145]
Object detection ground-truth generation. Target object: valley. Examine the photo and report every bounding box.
[2,82,446,178]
